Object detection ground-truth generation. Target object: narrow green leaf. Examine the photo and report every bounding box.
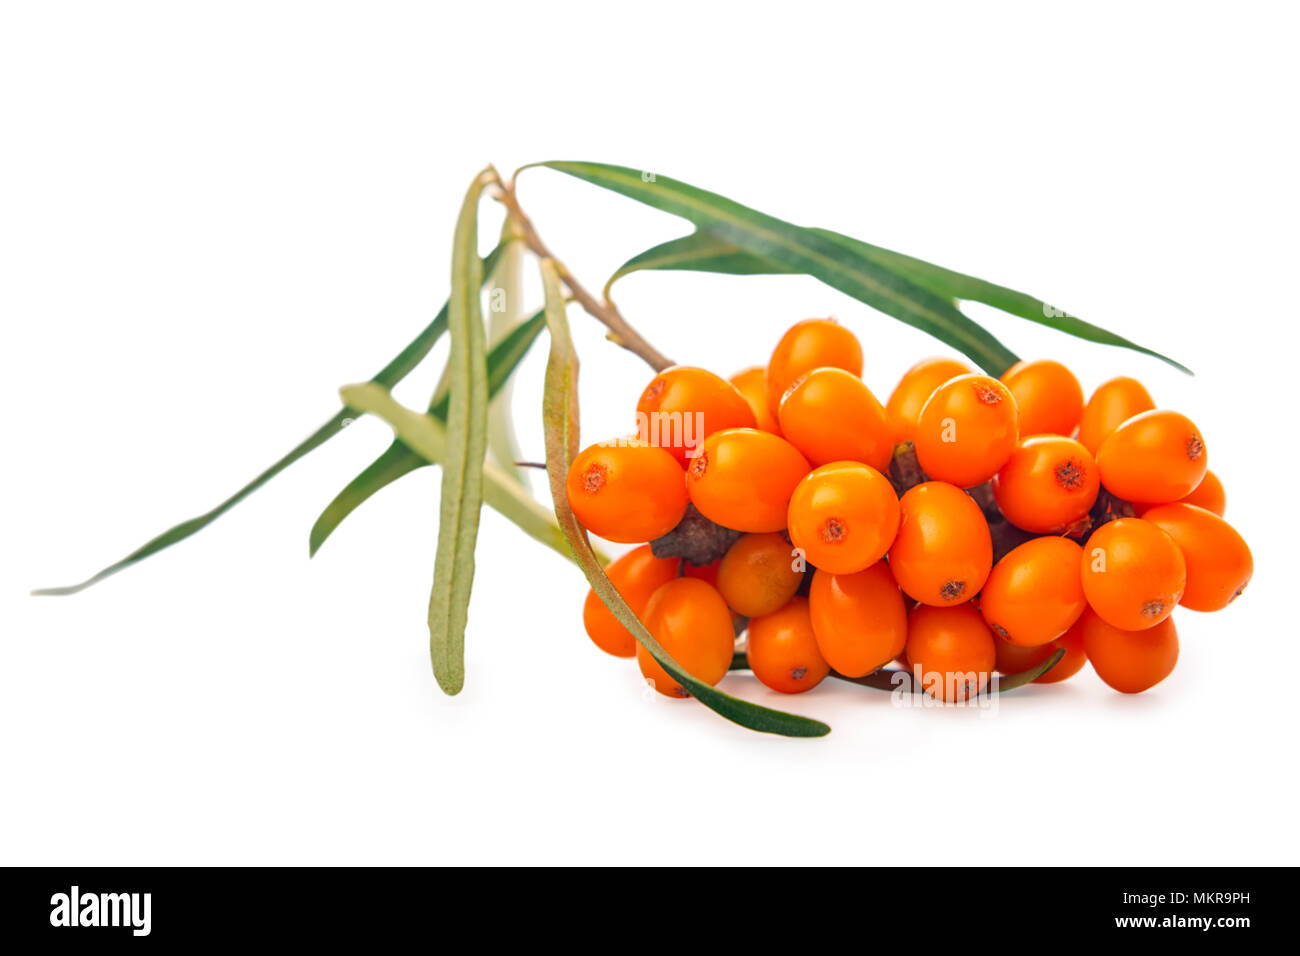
[538,258,829,738]
[826,646,1066,694]
[427,168,493,695]
[995,647,1066,691]
[485,220,527,483]
[307,442,424,557]
[533,161,1019,375]
[605,227,1187,373]
[309,308,547,556]
[338,383,578,564]
[33,244,506,596]
[815,230,1191,374]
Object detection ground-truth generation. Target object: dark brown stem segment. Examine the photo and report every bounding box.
[488,168,674,372]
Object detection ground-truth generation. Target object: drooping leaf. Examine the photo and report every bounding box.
[607,229,1188,372]
[33,244,507,596]
[817,230,1190,373]
[825,646,1066,694]
[308,307,547,556]
[538,257,829,738]
[485,220,528,483]
[532,161,1019,375]
[427,168,493,695]
[339,383,578,564]
[542,161,1190,375]
[995,647,1066,691]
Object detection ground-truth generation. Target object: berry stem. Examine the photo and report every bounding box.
[488,168,674,372]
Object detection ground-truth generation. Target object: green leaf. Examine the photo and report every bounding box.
[607,228,1189,375]
[33,243,507,596]
[427,168,493,695]
[825,646,1066,694]
[538,257,829,738]
[485,221,528,483]
[995,646,1066,691]
[544,161,1189,375]
[816,230,1191,374]
[338,383,578,565]
[308,307,547,556]
[532,161,1019,375]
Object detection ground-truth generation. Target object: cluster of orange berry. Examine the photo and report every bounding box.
[565,318,1252,703]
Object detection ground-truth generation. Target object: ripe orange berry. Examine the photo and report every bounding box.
[1079,608,1179,694]
[1142,503,1253,612]
[715,532,803,618]
[1075,376,1155,456]
[636,365,756,467]
[808,560,907,677]
[914,374,1019,488]
[885,357,972,444]
[728,366,782,435]
[1080,518,1186,630]
[582,545,680,658]
[637,578,736,698]
[686,428,810,533]
[1096,410,1207,504]
[992,436,1100,533]
[993,616,1088,684]
[766,318,863,415]
[566,439,688,543]
[787,462,900,574]
[980,536,1088,646]
[906,603,997,701]
[777,367,892,471]
[888,481,992,606]
[1000,359,1084,437]
[746,597,830,693]
[1137,469,1225,517]
[1179,469,1226,516]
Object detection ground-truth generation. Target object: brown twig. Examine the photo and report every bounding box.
[487,167,674,372]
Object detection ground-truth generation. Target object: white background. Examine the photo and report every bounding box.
[3,2,1297,865]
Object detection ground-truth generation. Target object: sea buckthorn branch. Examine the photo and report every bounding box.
[488,167,674,372]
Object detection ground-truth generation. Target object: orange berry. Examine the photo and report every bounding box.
[746,597,830,694]
[1142,503,1253,611]
[905,603,997,701]
[1076,376,1155,455]
[728,366,782,435]
[808,560,907,677]
[993,617,1088,684]
[566,439,688,543]
[1080,518,1186,630]
[992,436,1100,533]
[1000,359,1084,437]
[715,532,803,618]
[777,367,892,470]
[637,578,736,698]
[1166,469,1226,517]
[766,318,863,415]
[885,357,972,444]
[888,481,992,606]
[787,462,900,574]
[582,545,681,658]
[980,536,1088,646]
[1096,410,1207,504]
[686,428,810,532]
[914,374,1019,488]
[636,365,756,467]
[1079,608,1179,694]
[1133,468,1228,517]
